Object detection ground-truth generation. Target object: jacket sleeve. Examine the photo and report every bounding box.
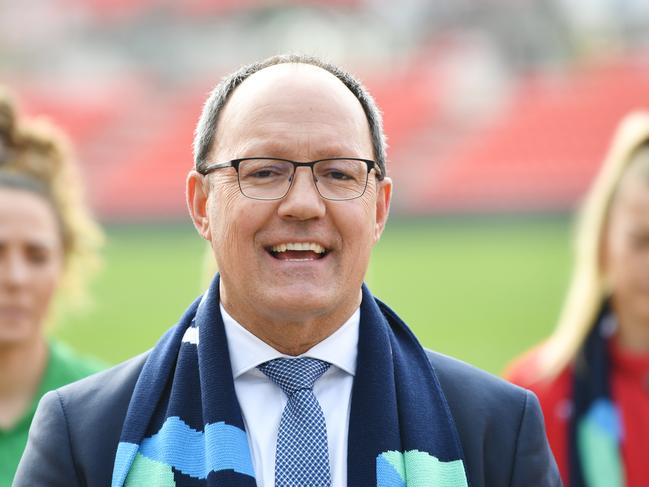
[510,390,563,486]
[13,390,81,487]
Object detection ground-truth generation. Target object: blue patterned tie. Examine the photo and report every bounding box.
[258,358,332,487]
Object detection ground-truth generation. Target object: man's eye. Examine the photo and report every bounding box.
[330,171,352,180]
[243,164,288,179]
[323,170,353,181]
[250,169,277,178]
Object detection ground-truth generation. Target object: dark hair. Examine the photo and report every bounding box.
[193,54,387,179]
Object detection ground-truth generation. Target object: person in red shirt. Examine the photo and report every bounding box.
[506,112,649,487]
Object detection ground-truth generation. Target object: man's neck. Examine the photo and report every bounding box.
[220,294,361,357]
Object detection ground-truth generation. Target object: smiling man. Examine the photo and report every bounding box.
[15,55,561,487]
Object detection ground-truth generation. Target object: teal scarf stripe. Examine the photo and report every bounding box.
[112,417,254,485]
[377,450,468,487]
[577,399,624,487]
[570,309,625,487]
[113,443,139,487]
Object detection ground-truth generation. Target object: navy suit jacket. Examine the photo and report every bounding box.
[15,349,561,486]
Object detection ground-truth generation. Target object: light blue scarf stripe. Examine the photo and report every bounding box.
[113,443,139,487]
[114,417,254,484]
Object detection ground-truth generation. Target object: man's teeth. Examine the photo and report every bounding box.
[271,242,326,254]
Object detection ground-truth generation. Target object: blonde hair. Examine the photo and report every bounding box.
[0,87,104,310]
[537,112,649,380]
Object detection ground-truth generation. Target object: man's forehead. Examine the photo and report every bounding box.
[234,138,366,160]
[211,62,372,159]
[223,62,363,119]
[238,62,347,95]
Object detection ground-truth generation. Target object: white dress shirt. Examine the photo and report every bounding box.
[221,305,359,487]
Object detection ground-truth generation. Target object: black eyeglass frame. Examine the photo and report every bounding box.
[199,157,384,201]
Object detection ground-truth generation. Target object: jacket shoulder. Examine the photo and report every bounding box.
[14,352,149,487]
[425,349,561,486]
[58,351,149,480]
[425,348,529,405]
[56,350,148,405]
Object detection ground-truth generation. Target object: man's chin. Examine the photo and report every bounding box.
[258,288,336,319]
[273,291,330,310]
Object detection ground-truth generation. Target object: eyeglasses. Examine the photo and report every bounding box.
[199,157,382,201]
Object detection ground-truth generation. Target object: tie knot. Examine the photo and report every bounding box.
[258,358,330,396]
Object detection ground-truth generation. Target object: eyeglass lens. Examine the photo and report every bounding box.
[237,159,369,200]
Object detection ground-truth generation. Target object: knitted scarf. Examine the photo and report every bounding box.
[570,305,624,487]
[112,276,469,486]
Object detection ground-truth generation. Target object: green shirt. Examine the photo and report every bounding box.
[0,340,105,487]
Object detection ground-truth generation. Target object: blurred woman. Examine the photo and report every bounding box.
[0,88,104,485]
[506,112,649,487]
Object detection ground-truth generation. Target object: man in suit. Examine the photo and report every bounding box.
[15,54,561,487]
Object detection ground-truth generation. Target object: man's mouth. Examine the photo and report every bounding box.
[267,242,329,261]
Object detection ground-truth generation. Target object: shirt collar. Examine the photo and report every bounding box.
[221,304,359,379]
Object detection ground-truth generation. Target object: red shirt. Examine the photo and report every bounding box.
[505,340,649,487]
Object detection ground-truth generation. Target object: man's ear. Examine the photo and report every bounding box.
[374,176,392,243]
[186,170,211,241]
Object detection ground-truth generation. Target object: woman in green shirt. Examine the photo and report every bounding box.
[0,88,105,486]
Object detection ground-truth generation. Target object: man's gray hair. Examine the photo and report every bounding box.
[193,54,387,179]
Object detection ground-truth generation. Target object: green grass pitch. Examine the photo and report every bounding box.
[52,216,572,375]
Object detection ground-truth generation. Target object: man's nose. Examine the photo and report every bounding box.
[277,167,326,221]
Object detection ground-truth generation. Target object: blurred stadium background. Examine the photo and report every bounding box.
[2,0,648,373]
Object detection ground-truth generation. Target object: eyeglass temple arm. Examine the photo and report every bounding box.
[200,161,235,175]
